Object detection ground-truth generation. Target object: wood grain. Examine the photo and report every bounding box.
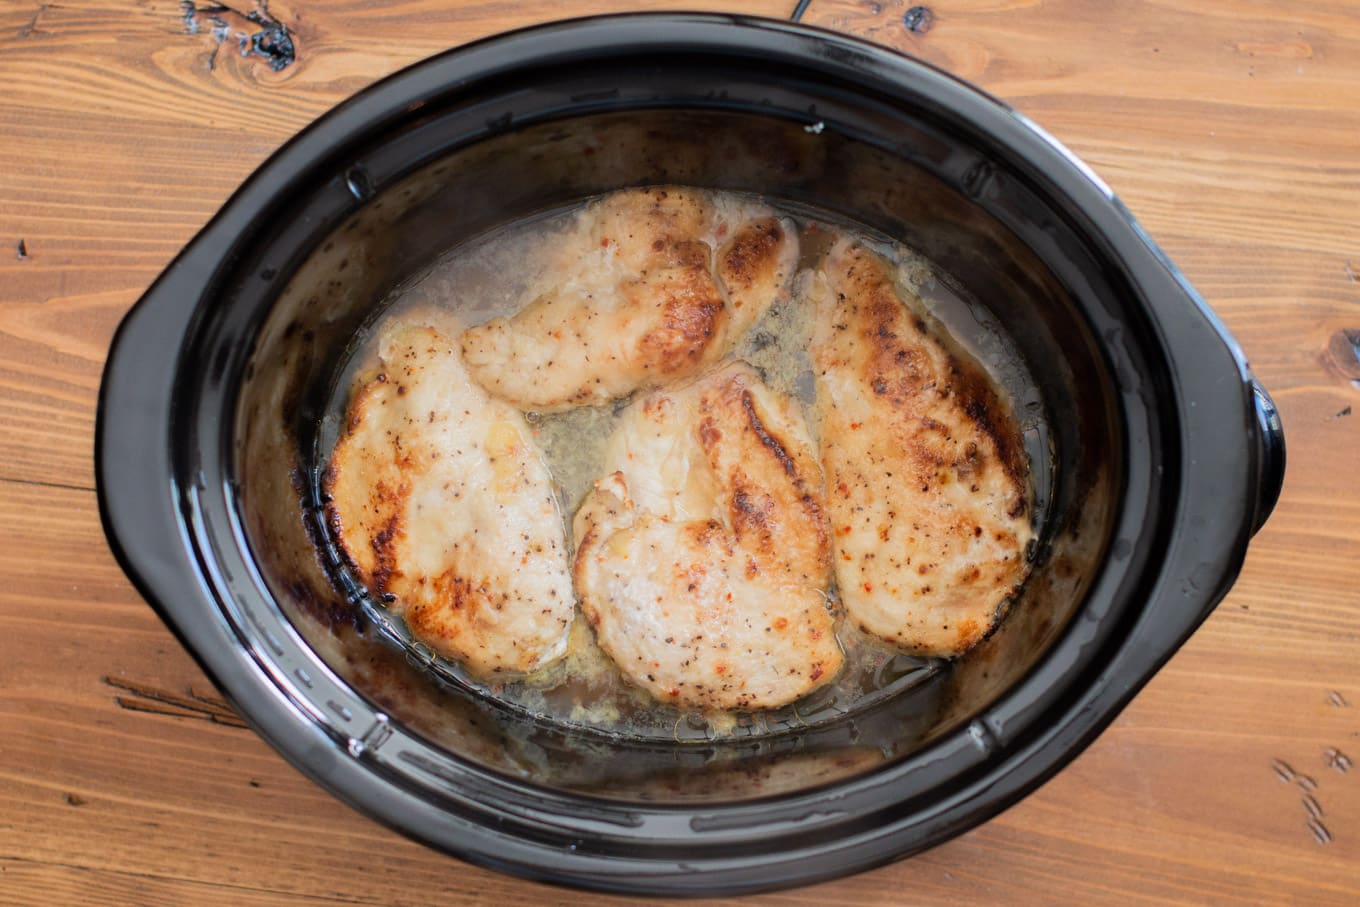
[2,1,1359,904]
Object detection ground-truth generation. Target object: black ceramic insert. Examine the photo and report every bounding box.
[97,14,1284,896]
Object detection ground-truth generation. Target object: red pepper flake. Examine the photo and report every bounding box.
[863,582,873,593]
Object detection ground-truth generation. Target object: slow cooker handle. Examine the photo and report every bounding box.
[1249,379,1285,535]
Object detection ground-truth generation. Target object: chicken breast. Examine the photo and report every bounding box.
[810,241,1033,657]
[572,363,841,710]
[461,187,798,412]
[324,318,574,676]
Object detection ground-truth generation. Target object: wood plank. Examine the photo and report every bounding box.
[2,0,1359,904]
[2,423,1357,903]
[0,0,801,489]
[801,0,1360,391]
[0,859,367,907]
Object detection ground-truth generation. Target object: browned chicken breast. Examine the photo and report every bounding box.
[810,241,1033,656]
[324,318,574,676]
[572,363,842,710]
[461,187,798,411]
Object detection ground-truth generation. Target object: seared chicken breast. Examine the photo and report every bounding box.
[324,318,574,676]
[572,363,841,710]
[811,241,1033,656]
[461,187,798,412]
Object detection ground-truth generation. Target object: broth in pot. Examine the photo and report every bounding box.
[314,186,1049,743]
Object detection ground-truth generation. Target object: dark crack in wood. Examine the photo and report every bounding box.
[180,0,296,72]
[17,3,49,39]
[904,6,935,34]
[105,676,249,729]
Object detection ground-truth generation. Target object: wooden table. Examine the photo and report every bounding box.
[2,1,1357,903]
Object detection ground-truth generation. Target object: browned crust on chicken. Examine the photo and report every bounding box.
[718,217,787,312]
[324,322,574,676]
[634,240,728,375]
[460,188,797,412]
[696,384,830,584]
[813,242,1033,656]
[572,364,841,710]
[847,270,1028,493]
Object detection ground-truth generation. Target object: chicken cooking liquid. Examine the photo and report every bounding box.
[315,188,1050,742]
